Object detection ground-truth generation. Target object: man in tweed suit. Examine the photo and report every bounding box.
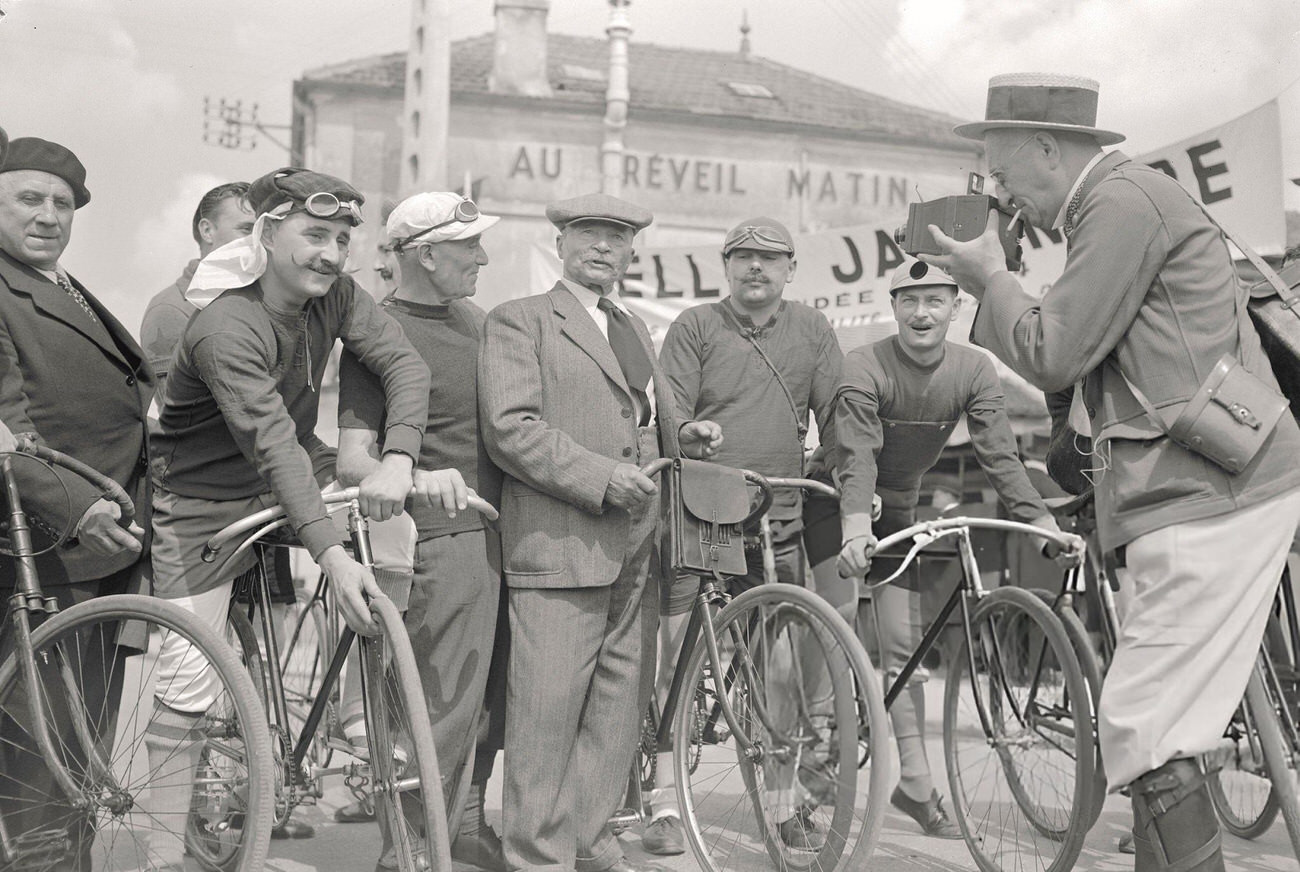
[479,193,721,872]
[927,73,1300,872]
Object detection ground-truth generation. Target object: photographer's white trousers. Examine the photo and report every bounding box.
[1099,488,1300,790]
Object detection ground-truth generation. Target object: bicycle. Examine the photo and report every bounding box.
[1047,491,1300,859]
[621,458,890,872]
[862,512,1095,872]
[196,486,492,872]
[0,443,274,871]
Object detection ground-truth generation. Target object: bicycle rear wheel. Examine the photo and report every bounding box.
[1243,655,1300,859]
[363,595,451,872]
[0,593,273,872]
[943,586,1095,872]
[674,583,889,872]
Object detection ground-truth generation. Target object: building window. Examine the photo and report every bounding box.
[725,81,775,98]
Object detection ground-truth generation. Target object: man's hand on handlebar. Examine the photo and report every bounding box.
[75,499,144,556]
[679,420,723,460]
[604,463,658,510]
[836,531,878,578]
[1029,513,1084,568]
[317,545,382,635]
[357,452,414,522]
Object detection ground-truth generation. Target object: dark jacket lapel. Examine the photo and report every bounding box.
[550,282,632,398]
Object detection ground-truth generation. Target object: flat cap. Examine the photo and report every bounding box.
[0,137,90,208]
[248,167,365,225]
[723,216,795,257]
[546,193,652,233]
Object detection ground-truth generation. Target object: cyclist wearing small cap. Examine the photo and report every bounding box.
[829,259,1067,839]
[146,167,430,869]
[650,217,842,854]
[337,191,507,872]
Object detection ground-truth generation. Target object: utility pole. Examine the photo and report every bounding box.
[401,0,451,195]
[201,97,300,164]
[600,0,631,195]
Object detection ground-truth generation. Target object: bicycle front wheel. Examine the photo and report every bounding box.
[0,593,274,872]
[943,586,1095,872]
[1243,654,1300,859]
[362,595,451,872]
[674,583,889,872]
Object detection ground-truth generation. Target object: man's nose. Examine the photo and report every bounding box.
[34,198,58,224]
[477,246,490,266]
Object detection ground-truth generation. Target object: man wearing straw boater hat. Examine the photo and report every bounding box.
[925,73,1300,871]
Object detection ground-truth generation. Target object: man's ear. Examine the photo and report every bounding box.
[260,219,277,252]
[785,257,798,284]
[554,233,564,260]
[197,217,216,247]
[949,293,963,320]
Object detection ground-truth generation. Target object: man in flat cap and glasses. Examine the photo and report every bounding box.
[338,191,509,871]
[645,217,842,854]
[0,134,154,867]
[479,193,722,872]
[926,73,1300,871]
[146,167,431,868]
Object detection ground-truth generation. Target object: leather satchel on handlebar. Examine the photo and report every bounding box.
[667,457,763,578]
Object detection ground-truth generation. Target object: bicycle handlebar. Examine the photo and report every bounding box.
[202,486,500,562]
[9,442,135,524]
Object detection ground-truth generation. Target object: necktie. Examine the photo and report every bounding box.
[57,273,99,324]
[597,296,653,425]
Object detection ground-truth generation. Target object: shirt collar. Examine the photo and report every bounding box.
[1053,151,1107,231]
[560,276,627,313]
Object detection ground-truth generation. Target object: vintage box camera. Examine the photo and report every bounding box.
[894,178,1024,271]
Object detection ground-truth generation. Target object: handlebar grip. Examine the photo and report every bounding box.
[19,443,134,525]
[740,469,775,525]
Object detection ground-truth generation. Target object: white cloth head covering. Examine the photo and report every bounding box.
[184,210,283,309]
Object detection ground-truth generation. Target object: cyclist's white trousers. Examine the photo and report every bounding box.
[1099,488,1300,790]
[153,580,236,713]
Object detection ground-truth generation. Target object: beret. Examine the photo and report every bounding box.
[546,193,652,233]
[247,167,364,221]
[723,216,795,257]
[0,137,90,208]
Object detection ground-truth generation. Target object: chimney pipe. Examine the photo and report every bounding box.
[490,0,552,98]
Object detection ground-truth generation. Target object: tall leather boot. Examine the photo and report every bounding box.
[1129,758,1225,872]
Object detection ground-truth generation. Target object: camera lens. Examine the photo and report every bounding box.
[893,226,906,245]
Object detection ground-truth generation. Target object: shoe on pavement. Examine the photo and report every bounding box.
[777,814,825,852]
[375,842,432,872]
[641,816,685,856]
[335,798,376,823]
[451,825,508,872]
[890,787,963,839]
[1118,831,1136,854]
[271,817,315,839]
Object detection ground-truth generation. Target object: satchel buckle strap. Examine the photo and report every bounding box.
[1224,401,1261,429]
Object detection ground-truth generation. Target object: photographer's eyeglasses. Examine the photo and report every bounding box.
[393,199,481,251]
[988,134,1037,187]
[724,225,792,255]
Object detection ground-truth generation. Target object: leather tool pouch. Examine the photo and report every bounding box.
[669,457,752,577]
[1167,354,1287,474]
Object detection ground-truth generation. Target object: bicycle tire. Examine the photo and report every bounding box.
[363,595,452,872]
[1244,658,1300,859]
[943,586,1095,872]
[1030,588,1107,828]
[674,583,889,872]
[0,593,274,872]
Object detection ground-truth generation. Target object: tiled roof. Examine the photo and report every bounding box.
[301,33,974,148]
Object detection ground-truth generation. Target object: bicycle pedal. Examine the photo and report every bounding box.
[10,829,71,869]
[606,808,641,834]
[702,724,731,745]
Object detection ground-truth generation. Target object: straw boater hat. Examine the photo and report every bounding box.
[954,73,1125,146]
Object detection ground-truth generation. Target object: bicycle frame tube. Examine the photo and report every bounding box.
[656,600,705,752]
[246,557,297,780]
[293,625,357,774]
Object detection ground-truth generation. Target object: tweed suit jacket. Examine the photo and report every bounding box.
[972,151,1300,549]
[0,249,153,585]
[479,282,681,589]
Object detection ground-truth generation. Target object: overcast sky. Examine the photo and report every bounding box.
[1,0,1297,334]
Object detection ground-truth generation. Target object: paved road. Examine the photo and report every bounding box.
[260,677,1298,872]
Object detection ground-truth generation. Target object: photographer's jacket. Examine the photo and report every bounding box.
[151,275,429,559]
[972,151,1300,550]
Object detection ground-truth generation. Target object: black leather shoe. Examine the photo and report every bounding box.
[777,814,825,851]
[599,859,670,872]
[890,787,962,839]
[451,826,507,872]
[271,817,316,839]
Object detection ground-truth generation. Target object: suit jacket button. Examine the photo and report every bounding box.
[622,447,632,458]
[621,407,632,418]
[126,374,137,386]
[1087,406,1096,418]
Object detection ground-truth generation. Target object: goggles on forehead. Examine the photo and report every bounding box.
[392,198,481,251]
[723,225,792,256]
[269,191,364,224]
